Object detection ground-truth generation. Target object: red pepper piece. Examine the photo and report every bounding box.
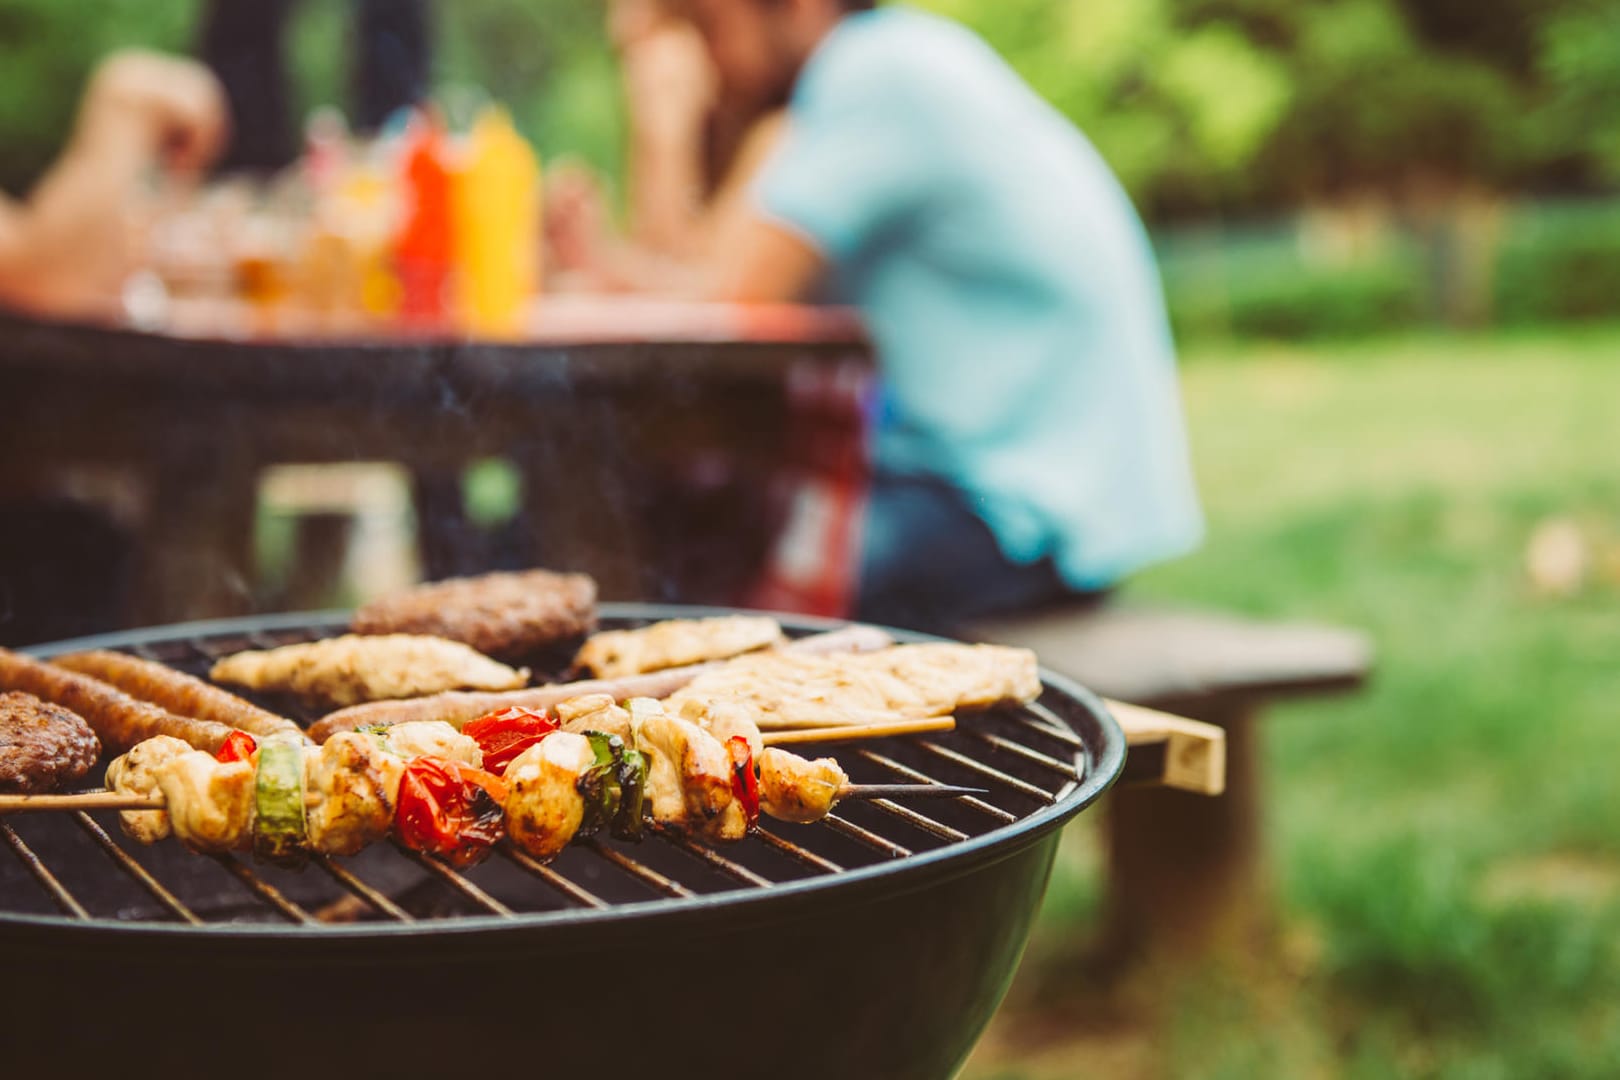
[394,756,510,867]
[727,736,760,829]
[462,706,559,776]
[216,730,258,764]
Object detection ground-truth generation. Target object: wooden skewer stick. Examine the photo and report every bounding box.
[0,792,165,814]
[761,716,955,746]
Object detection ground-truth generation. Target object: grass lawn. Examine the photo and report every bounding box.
[965,326,1620,1078]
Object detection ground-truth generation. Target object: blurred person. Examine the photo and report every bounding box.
[548,0,786,289]
[0,51,226,320]
[0,52,224,643]
[563,0,1204,631]
[199,0,431,174]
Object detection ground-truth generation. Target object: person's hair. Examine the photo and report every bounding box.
[840,0,876,9]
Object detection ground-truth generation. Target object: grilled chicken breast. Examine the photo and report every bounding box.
[503,731,596,861]
[665,643,1041,729]
[630,703,746,841]
[106,734,192,843]
[573,616,784,679]
[757,748,847,824]
[153,751,256,854]
[556,693,633,742]
[674,697,763,759]
[375,720,484,768]
[210,634,529,709]
[304,733,396,856]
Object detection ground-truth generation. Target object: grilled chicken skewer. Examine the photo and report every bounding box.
[2,705,985,866]
[0,781,986,817]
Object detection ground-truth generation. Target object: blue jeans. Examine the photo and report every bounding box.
[855,472,1101,634]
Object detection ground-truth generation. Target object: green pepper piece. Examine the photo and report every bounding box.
[577,731,624,837]
[254,736,307,867]
[613,749,648,842]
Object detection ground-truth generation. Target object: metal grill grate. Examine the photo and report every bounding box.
[1,609,1102,931]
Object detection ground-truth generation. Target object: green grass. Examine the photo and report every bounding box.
[972,326,1620,1078]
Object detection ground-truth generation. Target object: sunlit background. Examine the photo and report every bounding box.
[5,0,1620,1075]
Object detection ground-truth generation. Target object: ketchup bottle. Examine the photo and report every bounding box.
[394,115,454,326]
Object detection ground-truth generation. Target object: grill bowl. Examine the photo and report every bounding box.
[0,605,1124,1079]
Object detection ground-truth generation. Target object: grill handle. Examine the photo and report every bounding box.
[1105,699,1225,797]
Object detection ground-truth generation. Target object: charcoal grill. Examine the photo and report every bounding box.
[0,604,1124,1079]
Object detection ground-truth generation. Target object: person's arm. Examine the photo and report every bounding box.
[706,214,826,303]
[0,51,226,318]
[617,15,714,256]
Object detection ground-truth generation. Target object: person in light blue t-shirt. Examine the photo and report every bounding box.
[671,0,1204,632]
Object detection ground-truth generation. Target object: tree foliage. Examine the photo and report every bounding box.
[0,0,1616,216]
[915,0,1620,216]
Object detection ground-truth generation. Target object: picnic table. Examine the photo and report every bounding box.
[0,298,871,627]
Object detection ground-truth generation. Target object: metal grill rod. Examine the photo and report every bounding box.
[499,844,608,909]
[312,855,414,922]
[961,730,1081,779]
[754,827,844,874]
[854,750,1017,825]
[822,813,911,859]
[651,825,774,889]
[584,838,697,899]
[399,848,514,917]
[212,854,317,924]
[914,741,1056,804]
[866,800,969,843]
[2,822,88,919]
[73,812,202,925]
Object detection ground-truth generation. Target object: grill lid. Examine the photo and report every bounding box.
[0,606,1124,937]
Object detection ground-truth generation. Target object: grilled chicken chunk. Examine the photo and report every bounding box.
[210,635,529,709]
[630,704,746,842]
[665,643,1041,728]
[153,751,256,853]
[304,733,396,856]
[757,748,847,824]
[573,616,784,679]
[375,720,484,768]
[503,731,596,861]
[675,698,763,759]
[556,693,633,742]
[105,734,192,843]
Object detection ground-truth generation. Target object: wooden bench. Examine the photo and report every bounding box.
[969,599,1373,966]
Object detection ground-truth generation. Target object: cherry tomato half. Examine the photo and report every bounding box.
[394,756,509,867]
[462,707,560,776]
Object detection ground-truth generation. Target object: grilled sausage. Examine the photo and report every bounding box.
[307,625,894,743]
[0,648,236,755]
[52,650,307,742]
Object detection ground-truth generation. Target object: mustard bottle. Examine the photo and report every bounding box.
[452,107,541,336]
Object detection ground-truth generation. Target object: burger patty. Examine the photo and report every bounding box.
[350,569,598,659]
[0,691,101,793]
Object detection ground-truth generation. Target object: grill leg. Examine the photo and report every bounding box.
[1103,698,1271,968]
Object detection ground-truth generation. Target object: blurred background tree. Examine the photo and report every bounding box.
[0,0,1616,337]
